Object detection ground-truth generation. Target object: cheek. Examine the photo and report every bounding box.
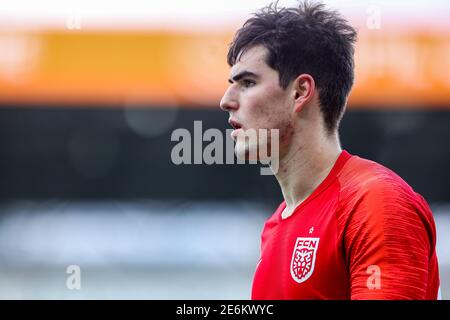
[245,93,268,116]
[260,113,294,153]
[248,96,288,127]
[264,103,292,135]
[242,84,294,134]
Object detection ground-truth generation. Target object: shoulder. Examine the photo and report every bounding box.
[335,157,438,299]
[338,154,423,207]
[336,154,434,235]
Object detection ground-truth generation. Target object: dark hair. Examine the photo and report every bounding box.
[227,1,357,132]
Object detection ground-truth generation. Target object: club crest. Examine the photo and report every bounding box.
[290,237,320,283]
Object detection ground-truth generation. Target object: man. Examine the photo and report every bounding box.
[219,1,440,299]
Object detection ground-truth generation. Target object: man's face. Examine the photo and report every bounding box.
[220,45,294,160]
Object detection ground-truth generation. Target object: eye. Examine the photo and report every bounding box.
[242,79,256,88]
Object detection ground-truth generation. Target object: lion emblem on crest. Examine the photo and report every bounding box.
[290,237,320,283]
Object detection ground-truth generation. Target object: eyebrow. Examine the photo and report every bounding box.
[228,71,260,84]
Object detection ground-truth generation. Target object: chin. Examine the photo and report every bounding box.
[234,141,248,160]
[235,141,267,162]
[233,128,277,162]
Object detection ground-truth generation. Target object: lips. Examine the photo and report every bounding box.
[228,119,242,130]
[228,119,243,139]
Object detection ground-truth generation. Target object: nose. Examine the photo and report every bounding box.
[219,86,238,112]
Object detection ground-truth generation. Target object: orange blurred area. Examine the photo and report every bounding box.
[0,30,449,108]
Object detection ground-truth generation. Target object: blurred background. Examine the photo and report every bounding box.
[0,0,449,299]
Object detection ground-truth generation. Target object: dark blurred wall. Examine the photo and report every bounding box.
[0,106,449,206]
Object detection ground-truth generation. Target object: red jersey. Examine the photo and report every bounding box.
[252,150,440,300]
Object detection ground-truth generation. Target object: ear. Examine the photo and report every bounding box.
[292,74,315,113]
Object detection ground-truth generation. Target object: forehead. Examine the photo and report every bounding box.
[230,45,273,76]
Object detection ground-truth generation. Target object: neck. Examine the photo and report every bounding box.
[274,128,342,219]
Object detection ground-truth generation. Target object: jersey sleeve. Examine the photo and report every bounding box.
[343,181,437,300]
